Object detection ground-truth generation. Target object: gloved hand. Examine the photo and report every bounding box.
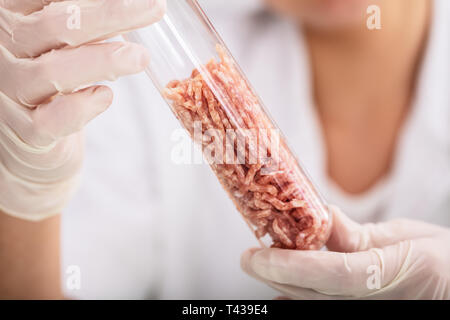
[0,0,166,220]
[241,206,450,299]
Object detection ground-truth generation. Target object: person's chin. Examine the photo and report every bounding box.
[301,17,364,32]
[304,0,369,30]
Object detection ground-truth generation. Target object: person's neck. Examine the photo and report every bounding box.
[302,0,432,124]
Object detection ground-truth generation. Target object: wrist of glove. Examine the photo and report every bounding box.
[241,206,450,300]
[0,0,166,221]
[0,126,85,221]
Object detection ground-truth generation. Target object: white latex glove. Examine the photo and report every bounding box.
[241,206,450,299]
[0,0,166,220]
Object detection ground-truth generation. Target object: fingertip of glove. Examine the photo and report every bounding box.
[119,42,151,72]
[137,46,151,69]
[240,247,262,273]
[149,0,167,21]
[92,85,114,107]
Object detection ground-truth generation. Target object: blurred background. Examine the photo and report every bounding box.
[60,0,449,299]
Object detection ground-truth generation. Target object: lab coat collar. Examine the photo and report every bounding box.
[416,0,450,147]
[387,0,450,222]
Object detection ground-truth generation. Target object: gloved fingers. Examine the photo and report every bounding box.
[0,41,149,106]
[0,0,63,15]
[241,249,342,300]
[0,131,83,221]
[0,85,112,149]
[241,241,413,298]
[326,205,445,252]
[268,282,347,300]
[27,85,113,146]
[0,0,166,58]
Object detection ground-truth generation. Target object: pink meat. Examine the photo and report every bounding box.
[163,45,330,250]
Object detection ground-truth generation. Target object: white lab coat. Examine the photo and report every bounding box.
[62,0,450,299]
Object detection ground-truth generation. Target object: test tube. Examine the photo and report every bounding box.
[124,0,331,250]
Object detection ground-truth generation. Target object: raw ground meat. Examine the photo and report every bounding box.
[163,45,330,250]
